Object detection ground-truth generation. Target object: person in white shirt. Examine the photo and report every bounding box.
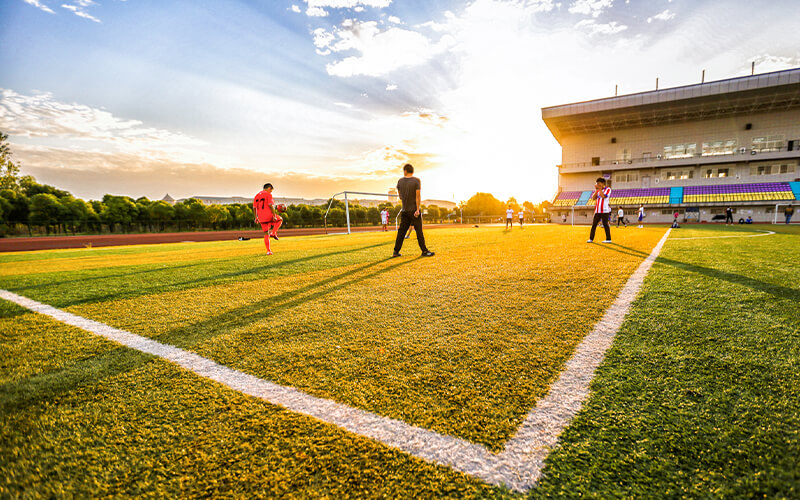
[587,177,612,243]
[637,204,644,228]
[518,209,524,228]
[616,207,627,228]
[506,205,514,229]
[380,208,389,232]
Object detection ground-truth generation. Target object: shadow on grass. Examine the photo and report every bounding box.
[11,241,387,308]
[595,243,800,303]
[156,256,421,348]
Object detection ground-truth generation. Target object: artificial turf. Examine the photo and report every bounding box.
[1,224,798,497]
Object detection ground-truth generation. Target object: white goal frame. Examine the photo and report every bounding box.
[772,202,796,224]
[324,191,399,234]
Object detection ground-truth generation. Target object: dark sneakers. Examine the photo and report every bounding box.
[391,252,401,258]
[270,233,279,240]
[421,251,435,257]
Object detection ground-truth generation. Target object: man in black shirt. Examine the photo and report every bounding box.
[392,164,434,257]
[725,206,733,225]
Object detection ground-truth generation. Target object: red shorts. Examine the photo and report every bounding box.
[260,214,281,231]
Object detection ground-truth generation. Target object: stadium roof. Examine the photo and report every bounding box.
[542,67,800,143]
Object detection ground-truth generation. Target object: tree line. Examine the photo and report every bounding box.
[0,132,550,237]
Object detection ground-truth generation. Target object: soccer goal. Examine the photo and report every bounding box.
[323,191,400,235]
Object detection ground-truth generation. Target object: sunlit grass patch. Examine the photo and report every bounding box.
[51,226,667,450]
[0,318,505,498]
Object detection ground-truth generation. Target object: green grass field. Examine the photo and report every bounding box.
[1,224,798,498]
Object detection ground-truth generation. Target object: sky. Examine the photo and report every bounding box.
[1,0,799,204]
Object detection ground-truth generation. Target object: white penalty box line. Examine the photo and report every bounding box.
[0,228,671,493]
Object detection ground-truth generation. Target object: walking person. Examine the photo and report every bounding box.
[637,204,644,228]
[785,204,794,224]
[587,177,612,243]
[392,164,434,257]
[725,206,734,225]
[518,209,524,228]
[506,205,514,229]
[380,208,390,232]
[253,183,282,255]
[617,207,627,227]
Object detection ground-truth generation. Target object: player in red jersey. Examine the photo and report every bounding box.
[253,183,282,255]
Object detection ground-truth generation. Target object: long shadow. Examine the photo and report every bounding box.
[593,242,800,303]
[18,241,387,308]
[0,347,155,413]
[155,256,421,349]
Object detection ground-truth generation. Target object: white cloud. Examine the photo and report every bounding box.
[386,84,397,91]
[61,2,101,22]
[568,0,612,18]
[23,0,55,14]
[306,6,328,17]
[305,0,391,8]
[747,54,800,74]
[291,4,301,13]
[354,6,364,12]
[333,102,353,108]
[576,19,627,35]
[315,20,454,77]
[647,9,675,23]
[387,15,401,24]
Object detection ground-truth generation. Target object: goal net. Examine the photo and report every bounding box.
[323,191,400,234]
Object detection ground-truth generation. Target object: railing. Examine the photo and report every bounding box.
[558,146,796,170]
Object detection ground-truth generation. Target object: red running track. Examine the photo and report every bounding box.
[0,225,458,252]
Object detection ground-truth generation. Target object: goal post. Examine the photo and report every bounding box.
[324,191,400,234]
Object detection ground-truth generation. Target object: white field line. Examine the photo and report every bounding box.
[670,229,775,240]
[0,228,671,493]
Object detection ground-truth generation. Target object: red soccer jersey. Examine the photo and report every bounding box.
[254,190,274,223]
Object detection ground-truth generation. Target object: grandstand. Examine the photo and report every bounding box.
[543,67,800,223]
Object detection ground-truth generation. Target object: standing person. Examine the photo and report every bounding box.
[587,177,612,243]
[380,208,390,232]
[562,213,567,224]
[725,206,734,225]
[785,204,794,224]
[673,210,680,225]
[506,205,514,229]
[637,204,644,228]
[617,207,627,227]
[253,183,282,255]
[392,164,434,257]
[518,209,524,228]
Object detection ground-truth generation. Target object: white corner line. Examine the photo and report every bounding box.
[0,229,671,493]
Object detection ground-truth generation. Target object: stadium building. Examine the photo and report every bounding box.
[543,67,800,224]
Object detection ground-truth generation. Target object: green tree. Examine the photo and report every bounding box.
[174,198,208,230]
[0,189,29,225]
[367,207,380,225]
[101,195,138,232]
[463,192,505,217]
[61,196,92,234]
[149,200,175,231]
[29,193,64,234]
[207,204,232,229]
[0,132,22,193]
[426,205,440,221]
[327,207,345,227]
[523,201,536,212]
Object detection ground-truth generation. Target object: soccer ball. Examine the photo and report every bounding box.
[275,203,287,213]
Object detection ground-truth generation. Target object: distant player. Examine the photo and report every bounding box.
[587,177,612,243]
[380,208,390,232]
[506,205,514,229]
[637,204,644,228]
[253,183,282,255]
[617,207,626,227]
[725,206,733,225]
[518,209,524,228]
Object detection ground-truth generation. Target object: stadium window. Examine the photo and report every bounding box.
[751,135,784,153]
[679,171,693,180]
[592,157,600,166]
[717,168,729,178]
[663,143,696,159]
[779,164,795,174]
[703,169,713,178]
[702,139,737,156]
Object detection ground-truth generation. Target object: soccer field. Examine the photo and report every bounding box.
[1,224,798,498]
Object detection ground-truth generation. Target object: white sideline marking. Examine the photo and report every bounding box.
[0,229,671,492]
[670,229,775,240]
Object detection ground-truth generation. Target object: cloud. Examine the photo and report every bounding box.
[747,54,800,74]
[387,15,401,24]
[568,0,612,18]
[575,19,627,35]
[385,84,397,91]
[333,102,353,108]
[647,9,675,23]
[306,6,328,17]
[23,0,55,14]
[61,2,101,22]
[291,5,301,13]
[305,0,391,8]
[315,20,454,77]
